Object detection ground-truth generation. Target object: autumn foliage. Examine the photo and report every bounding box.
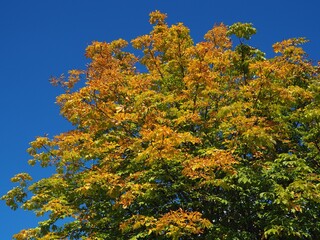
[3,11,320,239]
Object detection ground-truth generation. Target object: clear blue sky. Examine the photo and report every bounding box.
[1,0,319,238]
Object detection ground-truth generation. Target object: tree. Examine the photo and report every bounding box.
[2,11,320,239]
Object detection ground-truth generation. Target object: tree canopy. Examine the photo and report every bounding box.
[2,11,320,239]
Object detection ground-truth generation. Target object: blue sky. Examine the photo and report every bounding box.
[1,0,319,238]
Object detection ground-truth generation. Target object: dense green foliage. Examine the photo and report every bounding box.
[2,11,320,239]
